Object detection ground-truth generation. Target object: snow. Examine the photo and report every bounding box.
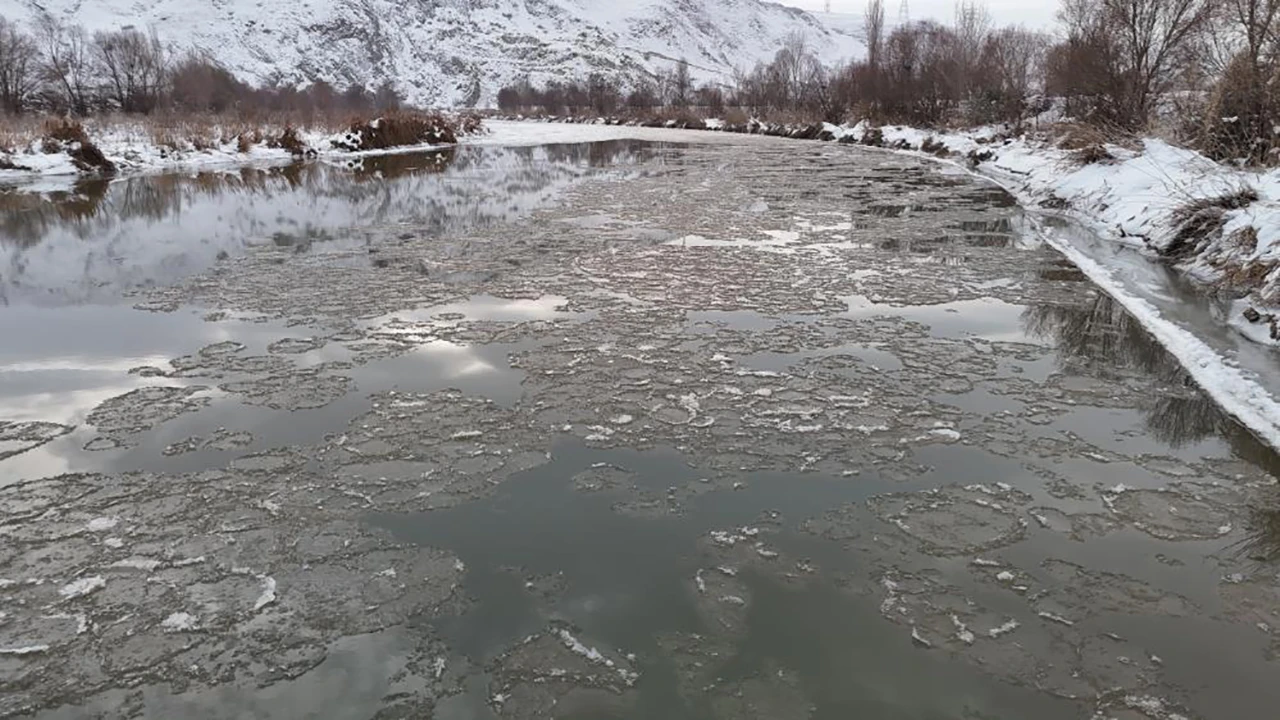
[254,575,278,611]
[988,619,1020,638]
[58,576,105,600]
[109,558,162,572]
[0,122,460,184]
[5,0,863,108]
[0,644,50,655]
[161,612,198,632]
[86,516,119,532]
[558,629,605,663]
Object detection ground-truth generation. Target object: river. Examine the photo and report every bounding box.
[1,127,1277,720]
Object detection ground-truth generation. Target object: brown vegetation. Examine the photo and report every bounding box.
[331,112,458,152]
[1164,187,1260,260]
[38,117,114,173]
[0,15,406,119]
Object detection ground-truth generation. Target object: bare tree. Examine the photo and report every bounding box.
[671,59,692,108]
[36,15,96,114]
[169,52,247,112]
[1059,0,1214,128]
[373,80,401,112]
[588,73,620,115]
[0,17,40,113]
[954,0,992,97]
[93,28,168,113]
[865,0,886,68]
[980,27,1050,127]
[1201,0,1280,161]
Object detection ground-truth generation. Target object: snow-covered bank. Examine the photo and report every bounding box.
[0,116,481,188]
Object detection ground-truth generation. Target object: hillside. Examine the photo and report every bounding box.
[3,0,866,107]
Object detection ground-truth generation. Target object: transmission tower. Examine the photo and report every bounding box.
[898,0,909,23]
[823,0,831,13]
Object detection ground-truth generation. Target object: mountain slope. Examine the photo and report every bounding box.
[5,0,865,107]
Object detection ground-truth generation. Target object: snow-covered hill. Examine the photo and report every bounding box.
[3,0,866,107]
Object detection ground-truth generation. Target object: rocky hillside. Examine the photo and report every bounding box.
[5,0,865,107]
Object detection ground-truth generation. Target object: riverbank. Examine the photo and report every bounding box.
[0,112,483,186]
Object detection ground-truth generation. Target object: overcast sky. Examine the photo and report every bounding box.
[780,0,1060,30]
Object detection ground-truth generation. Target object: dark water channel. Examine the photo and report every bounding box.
[3,137,1279,720]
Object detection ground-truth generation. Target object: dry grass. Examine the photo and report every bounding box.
[1164,187,1260,261]
[722,107,750,126]
[920,136,952,157]
[1070,144,1116,165]
[331,111,459,152]
[37,118,116,174]
[2,110,478,170]
[268,127,309,156]
[1046,121,1140,153]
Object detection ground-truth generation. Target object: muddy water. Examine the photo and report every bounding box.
[2,135,1279,720]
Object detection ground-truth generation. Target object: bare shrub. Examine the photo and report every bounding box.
[722,107,750,125]
[1164,187,1260,260]
[920,136,951,156]
[35,16,96,114]
[170,54,247,113]
[1071,144,1116,164]
[40,117,115,173]
[0,18,40,113]
[268,127,308,156]
[330,112,459,152]
[1053,0,1215,131]
[93,28,167,113]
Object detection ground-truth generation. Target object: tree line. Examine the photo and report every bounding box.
[498,0,1279,165]
[0,15,403,118]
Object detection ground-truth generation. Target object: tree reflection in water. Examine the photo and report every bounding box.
[1025,289,1280,564]
[0,141,671,306]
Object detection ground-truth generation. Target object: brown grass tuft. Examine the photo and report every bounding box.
[1048,121,1132,151]
[1070,144,1116,165]
[331,111,460,152]
[42,118,89,145]
[920,136,951,157]
[39,117,115,174]
[1164,187,1259,261]
[268,127,309,156]
[860,126,885,147]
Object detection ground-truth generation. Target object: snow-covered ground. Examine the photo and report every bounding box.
[5,0,864,107]
[0,123,467,190]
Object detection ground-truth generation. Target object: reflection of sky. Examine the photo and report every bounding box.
[0,143,660,307]
[0,306,233,423]
[842,294,1038,344]
[417,340,499,378]
[383,294,574,326]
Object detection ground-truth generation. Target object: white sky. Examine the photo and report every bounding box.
[781,0,1061,30]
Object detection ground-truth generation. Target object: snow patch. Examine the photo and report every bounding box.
[59,576,105,600]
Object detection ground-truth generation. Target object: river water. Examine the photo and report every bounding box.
[1,131,1278,720]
